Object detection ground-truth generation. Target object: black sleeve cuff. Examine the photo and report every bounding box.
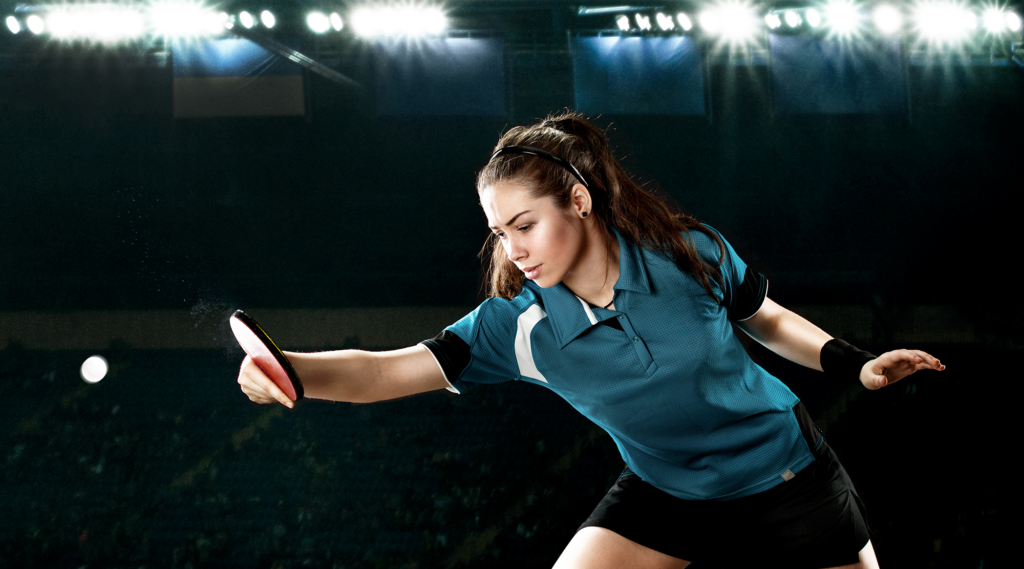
[729,266,768,322]
[419,330,471,393]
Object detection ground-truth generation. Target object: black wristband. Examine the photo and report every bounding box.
[820,338,877,388]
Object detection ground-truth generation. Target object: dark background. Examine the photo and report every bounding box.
[0,2,1020,567]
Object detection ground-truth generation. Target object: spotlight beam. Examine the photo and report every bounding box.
[228,24,363,89]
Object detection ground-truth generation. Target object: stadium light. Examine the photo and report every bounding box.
[616,14,631,30]
[806,8,822,27]
[6,15,21,34]
[785,10,803,27]
[150,2,227,38]
[765,13,782,29]
[239,10,255,29]
[677,13,694,31]
[982,8,1007,31]
[700,1,759,41]
[350,5,446,38]
[635,13,652,30]
[914,2,976,42]
[307,11,330,33]
[44,6,146,41]
[1008,12,1023,31]
[699,10,721,33]
[330,12,344,31]
[656,12,675,30]
[824,0,863,36]
[873,5,903,34]
[26,14,44,34]
[982,8,1022,33]
[260,10,275,29]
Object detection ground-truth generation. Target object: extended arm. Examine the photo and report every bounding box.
[237,345,451,407]
[734,297,830,371]
[735,296,945,388]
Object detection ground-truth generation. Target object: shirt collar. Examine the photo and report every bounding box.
[611,226,651,295]
[529,227,652,349]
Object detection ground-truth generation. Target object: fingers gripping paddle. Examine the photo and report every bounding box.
[230,310,304,402]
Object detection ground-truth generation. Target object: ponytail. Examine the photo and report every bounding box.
[477,111,727,304]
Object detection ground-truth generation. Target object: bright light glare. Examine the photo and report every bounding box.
[239,10,254,28]
[982,9,1004,31]
[965,11,979,29]
[616,14,630,30]
[1008,12,1022,31]
[806,8,822,27]
[635,14,651,30]
[46,7,146,41]
[825,1,862,35]
[151,2,227,37]
[656,12,674,30]
[6,15,20,33]
[260,10,275,28]
[350,6,447,38]
[711,2,759,41]
[699,10,721,33]
[873,5,903,33]
[330,12,344,31]
[677,13,693,31]
[915,2,975,41]
[26,14,44,34]
[307,11,330,33]
[765,13,782,29]
[785,10,802,27]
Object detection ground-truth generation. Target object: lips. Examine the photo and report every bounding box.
[523,265,542,280]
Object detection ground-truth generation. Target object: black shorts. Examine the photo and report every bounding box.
[578,402,874,568]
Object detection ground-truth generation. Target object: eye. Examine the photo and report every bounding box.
[494,232,507,240]
[517,224,532,233]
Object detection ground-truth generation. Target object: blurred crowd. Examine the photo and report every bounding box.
[0,342,620,568]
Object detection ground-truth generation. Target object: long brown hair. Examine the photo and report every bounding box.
[476,111,727,304]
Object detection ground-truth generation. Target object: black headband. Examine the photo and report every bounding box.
[488,145,590,189]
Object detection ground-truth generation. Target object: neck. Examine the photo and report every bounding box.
[563,227,620,307]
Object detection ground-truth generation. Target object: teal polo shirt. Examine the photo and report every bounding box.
[421,224,815,501]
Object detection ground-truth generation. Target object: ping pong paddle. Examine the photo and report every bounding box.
[230,309,304,402]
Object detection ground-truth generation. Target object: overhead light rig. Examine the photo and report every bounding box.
[2,2,449,43]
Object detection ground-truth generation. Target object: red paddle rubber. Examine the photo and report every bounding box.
[230,310,304,401]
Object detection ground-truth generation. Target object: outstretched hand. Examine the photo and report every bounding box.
[237,355,295,408]
[860,348,945,390]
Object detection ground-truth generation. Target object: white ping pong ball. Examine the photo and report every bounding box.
[80,355,108,383]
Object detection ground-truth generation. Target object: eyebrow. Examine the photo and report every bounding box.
[489,210,532,230]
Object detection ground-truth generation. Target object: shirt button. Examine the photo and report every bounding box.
[618,315,624,320]
[633,337,639,343]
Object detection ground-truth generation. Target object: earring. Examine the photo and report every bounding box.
[582,211,589,218]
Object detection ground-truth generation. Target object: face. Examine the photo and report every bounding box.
[480,180,583,288]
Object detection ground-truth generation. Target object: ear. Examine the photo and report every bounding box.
[570,184,592,218]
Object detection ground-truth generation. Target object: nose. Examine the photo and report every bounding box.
[505,235,526,263]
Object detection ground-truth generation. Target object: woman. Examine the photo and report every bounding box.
[238,112,944,568]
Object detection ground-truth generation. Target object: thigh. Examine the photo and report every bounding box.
[822,540,880,569]
[554,526,690,569]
